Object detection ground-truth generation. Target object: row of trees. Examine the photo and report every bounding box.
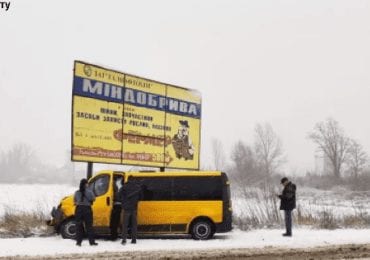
[212,118,369,187]
[0,118,368,185]
[212,122,285,186]
[309,118,368,179]
[0,143,82,184]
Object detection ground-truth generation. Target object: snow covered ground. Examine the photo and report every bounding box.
[232,186,370,219]
[1,183,369,220]
[0,184,75,216]
[0,184,370,257]
[1,228,370,257]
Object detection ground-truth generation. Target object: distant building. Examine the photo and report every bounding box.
[314,151,331,176]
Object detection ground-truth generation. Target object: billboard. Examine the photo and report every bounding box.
[72,61,201,170]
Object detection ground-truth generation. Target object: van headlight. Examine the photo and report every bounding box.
[51,207,58,218]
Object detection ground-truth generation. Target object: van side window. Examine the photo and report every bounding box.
[90,175,110,196]
[132,177,172,201]
[173,177,222,200]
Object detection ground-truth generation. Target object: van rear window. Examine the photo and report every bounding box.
[131,176,222,201]
[134,177,172,201]
[173,177,222,200]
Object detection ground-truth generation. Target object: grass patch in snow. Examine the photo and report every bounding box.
[0,205,54,238]
[233,185,370,231]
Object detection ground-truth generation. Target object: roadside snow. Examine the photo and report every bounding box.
[1,229,370,257]
[0,184,370,257]
[2,184,369,220]
[0,184,75,216]
[232,186,370,219]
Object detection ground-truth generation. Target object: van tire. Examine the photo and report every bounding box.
[190,219,214,240]
[60,218,78,239]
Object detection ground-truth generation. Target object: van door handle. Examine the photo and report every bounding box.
[106,197,110,206]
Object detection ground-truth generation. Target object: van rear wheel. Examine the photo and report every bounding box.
[60,218,77,239]
[191,219,214,240]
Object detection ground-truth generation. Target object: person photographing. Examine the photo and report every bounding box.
[74,178,98,246]
[277,177,296,237]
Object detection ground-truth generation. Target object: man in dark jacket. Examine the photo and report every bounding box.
[119,177,143,245]
[278,177,296,237]
[110,176,122,241]
[74,178,98,246]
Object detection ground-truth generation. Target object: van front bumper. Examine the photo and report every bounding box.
[46,206,63,229]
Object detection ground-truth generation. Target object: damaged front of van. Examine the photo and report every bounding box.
[47,194,77,239]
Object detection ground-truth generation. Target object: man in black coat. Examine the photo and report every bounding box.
[119,177,143,245]
[110,177,122,241]
[74,178,98,246]
[277,177,296,237]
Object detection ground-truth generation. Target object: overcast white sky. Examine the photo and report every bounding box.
[1,0,369,174]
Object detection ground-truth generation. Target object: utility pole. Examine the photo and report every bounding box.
[87,162,93,179]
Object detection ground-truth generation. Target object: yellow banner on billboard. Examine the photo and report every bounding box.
[72,61,201,170]
[165,86,201,169]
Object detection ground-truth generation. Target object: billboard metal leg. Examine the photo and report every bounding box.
[160,167,165,172]
[87,162,93,179]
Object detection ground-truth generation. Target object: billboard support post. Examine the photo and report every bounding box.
[87,162,93,179]
[160,167,165,172]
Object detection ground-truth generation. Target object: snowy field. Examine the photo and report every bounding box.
[1,183,370,220]
[0,184,370,257]
[0,184,75,217]
[232,186,370,220]
[1,229,370,257]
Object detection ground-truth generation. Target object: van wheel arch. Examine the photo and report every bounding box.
[60,217,78,239]
[189,217,215,240]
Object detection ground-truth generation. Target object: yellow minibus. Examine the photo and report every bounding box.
[48,170,232,240]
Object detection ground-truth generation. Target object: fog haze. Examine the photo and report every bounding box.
[1,0,369,174]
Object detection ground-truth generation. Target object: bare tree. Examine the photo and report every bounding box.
[211,138,226,170]
[231,141,254,173]
[346,139,368,178]
[230,140,261,185]
[0,143,36,182]
[230,141,247,175]
[308,118,350,179]
[254,123,284,176]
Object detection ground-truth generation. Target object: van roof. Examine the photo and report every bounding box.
[101,170,222,177]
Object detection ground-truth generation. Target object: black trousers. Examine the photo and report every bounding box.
[75,205,95,244]
[110,204,122,239]
[122,210,137,242]
[284,210,293,235]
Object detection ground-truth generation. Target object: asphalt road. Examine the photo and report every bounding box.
[1,244,370,260]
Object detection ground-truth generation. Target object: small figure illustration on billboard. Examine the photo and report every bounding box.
[172,120,195,160]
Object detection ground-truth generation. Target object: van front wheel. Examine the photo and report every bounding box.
[60,218,77,239]
[191,220,214,240]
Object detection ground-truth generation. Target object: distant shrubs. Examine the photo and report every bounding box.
[233,185,281,230]
[294,172,370,191]
[347,173,370,191]
[317,209,338,229]
[0,206,53,238]
[232,182,370,231]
